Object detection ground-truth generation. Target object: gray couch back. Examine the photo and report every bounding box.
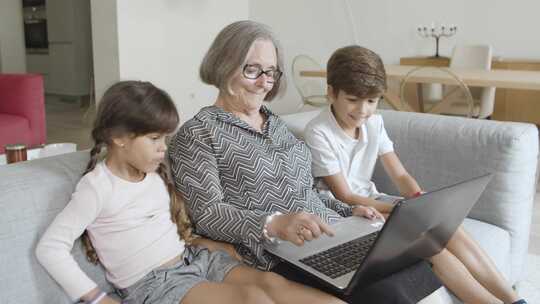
[0,152,112,304]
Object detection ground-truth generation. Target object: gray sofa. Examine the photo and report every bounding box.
[281,109,538,302]
[0,110,537,303]
[0,152,115,303]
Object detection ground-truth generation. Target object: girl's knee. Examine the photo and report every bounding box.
[256,271,290,291]
[239,285,275,304]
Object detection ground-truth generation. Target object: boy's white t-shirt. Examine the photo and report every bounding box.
[304,106,394,198]
[36,162,185,300]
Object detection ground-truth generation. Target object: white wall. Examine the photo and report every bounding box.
[249,0,540,114]
[115,0,248,122]
[90,0,120,101]
[91,0,248,122]
[0,0,27,72]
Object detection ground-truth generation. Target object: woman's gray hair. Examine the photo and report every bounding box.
[200,20,285,101]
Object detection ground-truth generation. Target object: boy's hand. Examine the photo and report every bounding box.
[191,238,243,261]
[352,205,385,222]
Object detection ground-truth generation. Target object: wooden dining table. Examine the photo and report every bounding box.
[300,64,540,112]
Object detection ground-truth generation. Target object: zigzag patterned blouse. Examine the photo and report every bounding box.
[169,105,353,270]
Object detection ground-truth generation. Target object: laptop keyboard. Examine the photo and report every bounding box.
[299,231,379,279]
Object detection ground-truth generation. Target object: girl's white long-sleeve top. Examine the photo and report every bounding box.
[35,162,185,300]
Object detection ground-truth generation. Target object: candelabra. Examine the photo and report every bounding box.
[417,24,457,57]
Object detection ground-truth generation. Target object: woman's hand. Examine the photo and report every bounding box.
[352,205,385,222]
[191,238,243,261]
[266,212,335,246]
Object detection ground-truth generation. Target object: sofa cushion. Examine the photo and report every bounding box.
[0,113,31,153]
[0,151,114,303]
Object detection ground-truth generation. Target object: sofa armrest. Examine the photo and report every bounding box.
[0,152,116,303]
[0,74,46,145]
[374,110,538,283]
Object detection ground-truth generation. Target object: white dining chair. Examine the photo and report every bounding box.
[424,45,495,118]
[291,54,329,111]
[400,66,475,117]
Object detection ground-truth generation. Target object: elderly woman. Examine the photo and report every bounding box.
[168,20,441,303]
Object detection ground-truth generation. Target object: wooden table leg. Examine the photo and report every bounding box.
[416,84,425,113]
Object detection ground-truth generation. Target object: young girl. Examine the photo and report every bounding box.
[36,81,344,304]
[304,46,527,304]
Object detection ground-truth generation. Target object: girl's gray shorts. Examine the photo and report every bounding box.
[116,246,240,304]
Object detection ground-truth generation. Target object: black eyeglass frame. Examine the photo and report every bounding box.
[242,64,283,81]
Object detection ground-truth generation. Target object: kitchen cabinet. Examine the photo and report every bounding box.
[44,0,91,96]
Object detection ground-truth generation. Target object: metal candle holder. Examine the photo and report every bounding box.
[417,24,457,58]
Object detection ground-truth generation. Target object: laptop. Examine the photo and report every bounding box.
[265,173,492,295]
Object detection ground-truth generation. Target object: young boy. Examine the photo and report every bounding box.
[304,45,526,304]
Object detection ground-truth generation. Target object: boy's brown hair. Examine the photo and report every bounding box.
[326,45,387,98]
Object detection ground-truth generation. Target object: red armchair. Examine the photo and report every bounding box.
[0,74,46,154]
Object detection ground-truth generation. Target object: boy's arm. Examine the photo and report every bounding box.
[380,151,422,198]
[322,173,394,213]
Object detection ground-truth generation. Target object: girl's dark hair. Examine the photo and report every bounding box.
[81,81,194,264]
[327,45,387,98]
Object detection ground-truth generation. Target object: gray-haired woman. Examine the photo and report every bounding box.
[169,20,442,303]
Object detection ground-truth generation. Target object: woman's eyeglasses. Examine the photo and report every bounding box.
[243,64,282,81]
